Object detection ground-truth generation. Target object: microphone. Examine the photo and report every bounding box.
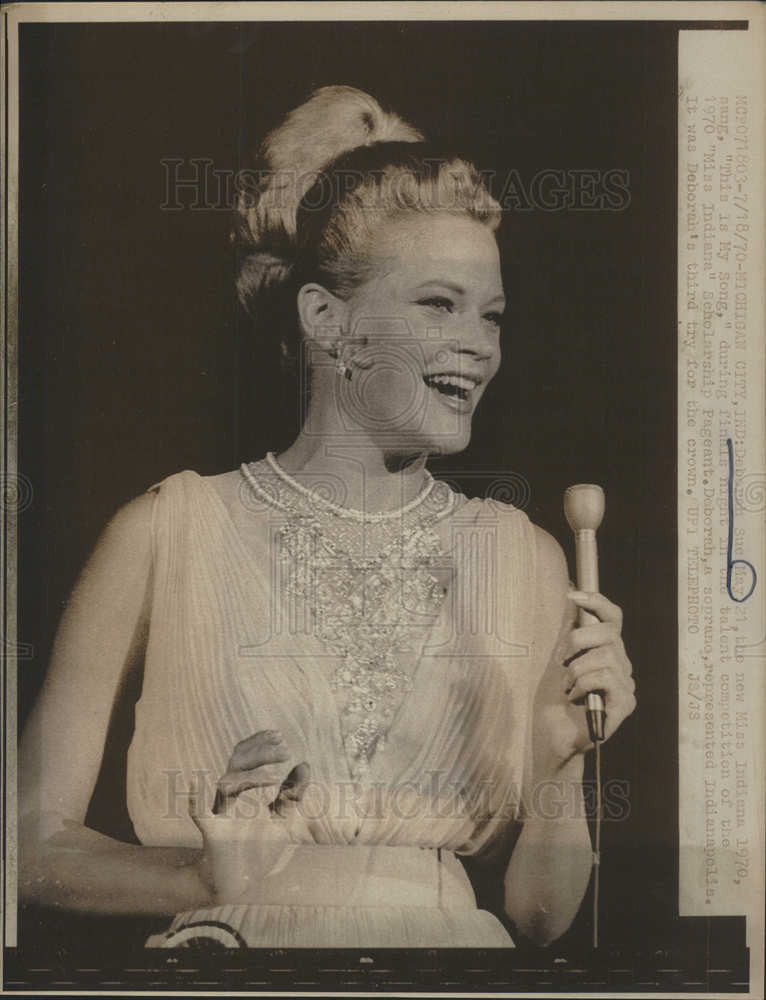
[564,484,606,743]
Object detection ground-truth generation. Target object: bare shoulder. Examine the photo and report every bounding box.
[101,468,244,548]
[105,466,244,541]
[100,490,156,549]
[79,489,157,585]
[532,523,568,585]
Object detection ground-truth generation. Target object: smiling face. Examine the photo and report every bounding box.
[332,211,505,456]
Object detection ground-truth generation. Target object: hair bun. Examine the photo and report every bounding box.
[236,251,294,314]
[240,86,424,246]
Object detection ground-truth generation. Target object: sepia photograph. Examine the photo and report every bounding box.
[2,2,764,995]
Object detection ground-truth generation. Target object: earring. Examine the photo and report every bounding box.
[333,342,353,380]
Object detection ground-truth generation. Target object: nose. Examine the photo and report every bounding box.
[454,311,498,362]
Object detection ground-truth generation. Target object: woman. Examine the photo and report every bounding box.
[19,86,636,949]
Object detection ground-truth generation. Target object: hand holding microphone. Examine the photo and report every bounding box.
[564,484,607,742]
[563,485,636,747]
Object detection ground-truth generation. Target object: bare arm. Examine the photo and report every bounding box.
[19,491,212,916]
[503,526,636,945]
[502,527,593,945]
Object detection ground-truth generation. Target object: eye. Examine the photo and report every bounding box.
[418,296,454,313]
[483,311,504,328]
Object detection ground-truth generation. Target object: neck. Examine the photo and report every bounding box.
[274,435,430,515]
[270,367,435,513]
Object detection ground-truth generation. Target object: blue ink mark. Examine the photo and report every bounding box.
[727,437,757,602]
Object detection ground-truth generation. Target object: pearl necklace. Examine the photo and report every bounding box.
[259,450,438,521]
[239,455,456,783]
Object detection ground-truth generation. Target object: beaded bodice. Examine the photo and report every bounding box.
[240,455,458,782]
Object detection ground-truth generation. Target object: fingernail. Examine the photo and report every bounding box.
[568,590,588,599]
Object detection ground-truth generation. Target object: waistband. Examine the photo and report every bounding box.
[198,829,477,909]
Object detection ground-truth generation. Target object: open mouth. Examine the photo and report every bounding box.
[422,373,480,403]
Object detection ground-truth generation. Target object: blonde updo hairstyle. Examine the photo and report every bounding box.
[234,86,501,371]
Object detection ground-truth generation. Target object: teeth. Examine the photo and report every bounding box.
[426,374,477,389]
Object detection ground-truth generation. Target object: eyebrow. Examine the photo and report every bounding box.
[413,280,506,307]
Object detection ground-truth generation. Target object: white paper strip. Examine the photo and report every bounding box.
[678,27,765,980]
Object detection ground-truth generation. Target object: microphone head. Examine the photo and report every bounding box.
[564,483,605,532]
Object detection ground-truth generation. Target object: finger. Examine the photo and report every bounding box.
[567,666,630,705]
[230,729,288,763]
[279,762,311,802]
[212,779,281,816]
[236,785,283,811]
[271,762,312,817]
[567,667,611,703]
[603,689,638,740]
[229,731,289,772]
[579,687,635,733]
[564,646,612,685]
[617,645,633,680]
[565,621,621,656]
[217,762,289,799]
[237,729,283,751]
[568,591,623,628]
[572,634,631,678]
[567,654,635,698]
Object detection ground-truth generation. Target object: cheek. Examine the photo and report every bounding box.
[487,343,502,380]
[350,352,426,423]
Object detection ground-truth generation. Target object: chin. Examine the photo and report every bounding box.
[380,425,470,459]
[377,408,474,458]
[427,437,471,458]
[419,425,473,457]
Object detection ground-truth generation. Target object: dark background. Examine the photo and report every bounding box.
[14,16,707,976]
